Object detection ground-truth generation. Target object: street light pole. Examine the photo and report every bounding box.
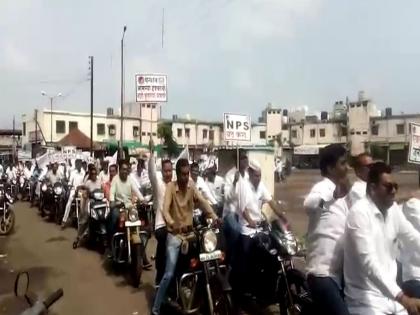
[120,26,127,159]
[41,91,62,146]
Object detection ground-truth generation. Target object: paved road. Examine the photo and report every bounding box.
[0,202,156,315]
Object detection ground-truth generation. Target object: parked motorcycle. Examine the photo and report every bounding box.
[232,217,311,315]
[165,213,233,315]
[14,271,63,315]
[0,175,15,235]
[110,201,148,287]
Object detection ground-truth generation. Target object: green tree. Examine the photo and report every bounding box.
[157,122,179,157]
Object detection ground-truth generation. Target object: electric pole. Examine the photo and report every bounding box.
[89,56,94,157]
[120,26,127,159]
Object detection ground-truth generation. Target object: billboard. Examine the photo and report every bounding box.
[408,122,420,164]
[223,113,251,142]
[135,74,167,103]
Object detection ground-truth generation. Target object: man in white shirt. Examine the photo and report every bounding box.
[349,152,373,207]
[345,162,420,315]
[148,139,173,286]
[130,159,151,194]
[62,159,85,227]
[190,162,217,205]
[223,151,249,265]
[304,143,350,315]
[400,195,420,299]
[98,160,110,185]
[205,165,225,216]
[236,159,287,293]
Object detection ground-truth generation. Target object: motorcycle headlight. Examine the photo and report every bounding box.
[12,179,16,185]
[203,230,218,253]
[282,233,298,256]
[54,186,63,195]
[128,209,139,222]
[41,184,48,192]
[93,191,104,201]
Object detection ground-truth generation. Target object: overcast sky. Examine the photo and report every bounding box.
[1,0,420,128]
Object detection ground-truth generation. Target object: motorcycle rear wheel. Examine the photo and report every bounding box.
[130,243,144,288]
[0,210,15,235]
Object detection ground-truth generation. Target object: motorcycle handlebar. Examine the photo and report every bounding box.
[43,288,63,309]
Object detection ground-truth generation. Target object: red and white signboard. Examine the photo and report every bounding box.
[223,113,251,142]
[135,74,167,103]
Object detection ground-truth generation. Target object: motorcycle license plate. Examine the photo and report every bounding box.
[199,250,222,262]
[125,220,141,227]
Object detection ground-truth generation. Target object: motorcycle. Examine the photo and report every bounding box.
[0,175,15,235]
[110,201,148,288]
[232,217,311,315]
[39,180,66,224]
[165,212,233,315]
[78,188,109,250]
[18,176,31,201]
[14,271,63,315]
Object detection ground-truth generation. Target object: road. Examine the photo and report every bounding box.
[0,169,418,315]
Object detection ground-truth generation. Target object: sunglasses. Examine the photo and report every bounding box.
[381,182,399,193]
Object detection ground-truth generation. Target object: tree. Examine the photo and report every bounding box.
[157,122,179,157]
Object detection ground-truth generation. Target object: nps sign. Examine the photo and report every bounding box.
[223,113,251,142]
[408,122,420,164]
[135,74,167,103]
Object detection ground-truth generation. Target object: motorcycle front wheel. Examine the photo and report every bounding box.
[130,243,144,288]
[212,290,234,315]
[0,210,15,235]
[278,268,311,315]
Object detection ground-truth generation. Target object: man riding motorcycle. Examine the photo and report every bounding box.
[62,159,85,228]
[151,158,218,315]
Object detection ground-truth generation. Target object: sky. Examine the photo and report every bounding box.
[1,0,420,128]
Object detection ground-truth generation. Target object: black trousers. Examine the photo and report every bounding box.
[307,275,350,315]
[154,226,167,285]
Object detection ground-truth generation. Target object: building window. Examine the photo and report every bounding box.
[142,104,146,108]
[22,122,26,135]
[341,127,348,136]
[350,131,355,135]
[362,131,368,135]
[152,104,156,109]
[152,132,157,136]
[209,130,214,141]
[141,132,146,136]
[397,124,405,135]
[291,130,297,138]
[260,131,266,139]
[108,124,116,136]
[133,126,139,137]
[146,104,151,108]
[69,121,78,131]
[310,129,315,138]
[371,125,378,135]
[203,129,208,139]
[319,128,326,137]
[97,123,105,135]
[350,104,355,108]
[185,128,190,138]
[56,120,65,134]
[356,131,361,135]
[282,125,288,130]
[177,128,182,137]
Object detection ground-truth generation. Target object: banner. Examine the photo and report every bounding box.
[408,122,420,164]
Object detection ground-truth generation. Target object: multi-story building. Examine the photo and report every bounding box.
[21,103,160,148]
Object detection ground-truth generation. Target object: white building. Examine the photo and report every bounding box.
[21,103,160,147]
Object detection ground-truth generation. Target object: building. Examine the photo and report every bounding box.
[21,103,160,149]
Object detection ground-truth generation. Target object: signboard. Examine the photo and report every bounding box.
[135,74,167,103]
[408,122,420,164]
[223,113,251,142]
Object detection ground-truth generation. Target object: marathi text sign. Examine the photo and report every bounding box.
[408,122,420,164]
[223,113,251,142]
[135,74,167,103]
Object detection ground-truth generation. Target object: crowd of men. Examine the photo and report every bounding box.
[6,141,420,315]
[305,144,420,315]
